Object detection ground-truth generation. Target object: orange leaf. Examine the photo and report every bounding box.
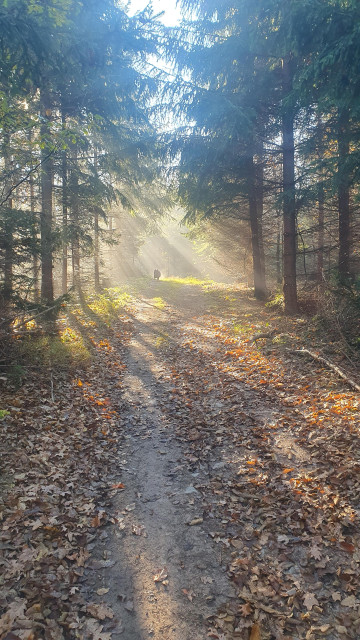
[240,602,252,616]
[250,623,261,640]
[282,468,294,474]
[111,483,125,490]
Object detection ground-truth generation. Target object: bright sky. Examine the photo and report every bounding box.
[128,0,181,26]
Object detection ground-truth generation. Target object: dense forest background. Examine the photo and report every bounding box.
[0,0,359,323]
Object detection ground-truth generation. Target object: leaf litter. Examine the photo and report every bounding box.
[1,283,360,640]
[0,310,132,639]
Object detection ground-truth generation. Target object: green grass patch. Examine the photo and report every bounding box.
[162,276,214,287]
[87,287,132,325]
[151,297,166,310]
[15,332,91,371]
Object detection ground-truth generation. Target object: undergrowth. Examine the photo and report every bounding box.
[2,287,133,386]
[86,287,132,325]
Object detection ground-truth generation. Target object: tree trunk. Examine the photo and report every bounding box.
[247,153,267,300]
[61,111,68,295]
[94,147,100,292]
[338,108,351,280]
[316,116,325,287]
[282,56,299,314]
[28,129,40,303]
[317,182,325,285]
[40,87,54,303]
[2,132,13,309]
[30,168,40,303]
[70,145,83,302]
[256,141,266,286]
[276,217,282,285]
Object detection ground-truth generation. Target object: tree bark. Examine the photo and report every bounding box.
[40,87,54,303]
[256,144,266,290]
[317,182,325,285]
[282,56,299,314]
[94,147,100,292]
[70,148,80,293]
[2,132,13,309]
[30,167,40,303]
[338,108,351,280]
[276,217,282,285]
[61,111,68,295]
[247,154,267,300]
[316,117,325,287]
[28,129,40,303]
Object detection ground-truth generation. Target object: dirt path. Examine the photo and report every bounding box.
[84,292,235,639]
[81,281,360,640]
[2,281,359,640]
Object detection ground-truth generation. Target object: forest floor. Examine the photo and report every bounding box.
[1,279,360,640]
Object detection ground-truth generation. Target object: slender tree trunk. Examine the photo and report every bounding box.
[247,155,267,300]
[2,132,13,309]
[28,129,40,303]
[282,56,299,314]
[256,151,266,289]
[70,145,84,305]
[40,87,54,303]
[30,169,40,303]
[61,112,68,295]
[338,108,351,280]
[316,117,325,287]
[94,147,100,292]
[71,153,80,292]
[276,217,282,285]
[317,182,325,284]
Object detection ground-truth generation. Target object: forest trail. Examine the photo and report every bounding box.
[1,280,360,640]
[88,289,235,639]
[81,280,360,640]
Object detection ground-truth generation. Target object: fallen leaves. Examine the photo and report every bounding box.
[249,623,261,640]
[0,310,128,640]
[87,604,114,620]
[2,283,360,640]
[111,482,125,490]
[153,567,168,583]
[303,593,319,610]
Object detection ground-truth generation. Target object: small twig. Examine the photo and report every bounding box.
[290,348,360,393]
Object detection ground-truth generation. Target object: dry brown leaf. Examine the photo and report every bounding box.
[249,623,261,640]
[87,603,114,620]
[111,483,125,490]
[153,568,168,583]
[303,593,319,610]
[83,618,112,640]
[309,544,321,560]
[240,602,252,617]
[341,595,357,608]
